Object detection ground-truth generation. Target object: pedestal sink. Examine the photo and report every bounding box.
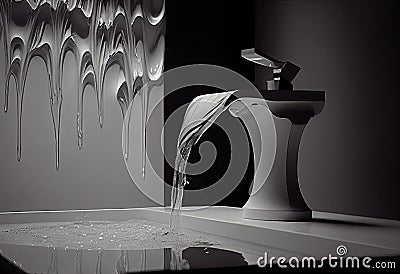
[231,91,325,221]
[234,48,326,221]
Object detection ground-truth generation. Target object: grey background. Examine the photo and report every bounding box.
[255,0,399,220]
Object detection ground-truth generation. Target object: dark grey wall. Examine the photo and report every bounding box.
[164,0,255,207]
[255,0,399,220]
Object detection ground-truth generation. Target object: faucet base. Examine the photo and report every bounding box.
[242,208,311,221]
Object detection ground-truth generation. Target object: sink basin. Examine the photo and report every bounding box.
[263,90,325,124]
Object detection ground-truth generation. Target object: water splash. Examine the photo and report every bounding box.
[170,91,237,231]
[0,0,165,172]
[0,219,214,250]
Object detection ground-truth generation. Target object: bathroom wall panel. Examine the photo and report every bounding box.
[255,0,400,220]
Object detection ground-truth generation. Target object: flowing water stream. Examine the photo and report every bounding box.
[169,90,239,230]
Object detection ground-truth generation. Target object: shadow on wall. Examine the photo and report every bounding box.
[164,0,255,207]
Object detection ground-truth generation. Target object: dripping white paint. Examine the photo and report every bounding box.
[0,0,165,174]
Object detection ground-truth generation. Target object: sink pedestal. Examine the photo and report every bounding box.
[232,91,324,221]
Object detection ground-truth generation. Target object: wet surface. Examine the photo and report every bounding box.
[0,219,214,250]
[0,218,252,272]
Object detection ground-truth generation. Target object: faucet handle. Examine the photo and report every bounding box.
[241,48,300,90]
[241,48,285,68]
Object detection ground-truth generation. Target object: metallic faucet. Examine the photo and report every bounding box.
[241,48,300,90]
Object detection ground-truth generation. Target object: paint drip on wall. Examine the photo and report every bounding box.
[0,0,165,175]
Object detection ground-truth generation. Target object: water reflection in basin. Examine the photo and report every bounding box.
[0,244,248,273]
